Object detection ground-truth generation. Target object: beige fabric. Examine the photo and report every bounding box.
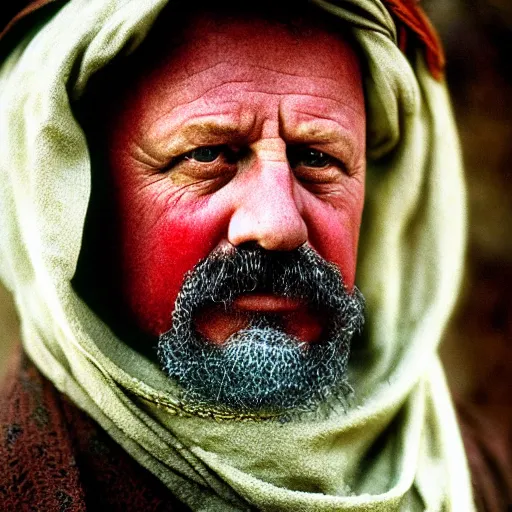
[0,0,474,510]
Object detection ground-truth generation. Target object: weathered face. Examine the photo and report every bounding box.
[103,13,366,338]
[90,11,367,415]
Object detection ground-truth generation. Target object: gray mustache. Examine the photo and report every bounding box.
[173,243,361,318]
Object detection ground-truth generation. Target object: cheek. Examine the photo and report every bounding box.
[303,185,365,290]
[109,171,364,335]
[115,187,229,335]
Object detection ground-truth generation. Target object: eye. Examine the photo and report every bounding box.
[185,146,224,163]
[163,145,240,189]
[287,147,333,169]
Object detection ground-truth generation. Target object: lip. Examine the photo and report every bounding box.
[194,294,324,345]
[233,294,305,313]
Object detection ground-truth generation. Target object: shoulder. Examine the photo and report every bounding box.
[457,399,512,512]
[0,348,87,511]
[0,349,188,511]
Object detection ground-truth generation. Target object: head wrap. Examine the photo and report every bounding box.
[0,0,473,509]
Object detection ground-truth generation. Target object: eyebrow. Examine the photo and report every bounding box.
[288,124,350,143]
[177,117,358,146]
[150,115,254,157]
[180,121,246,142]
[149,110,362,164]
[284,119,362,163]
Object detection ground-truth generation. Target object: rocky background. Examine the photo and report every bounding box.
[1,1,512,407]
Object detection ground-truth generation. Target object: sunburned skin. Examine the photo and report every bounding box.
[103,12,366,343]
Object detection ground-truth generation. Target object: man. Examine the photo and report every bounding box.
[74,4,367,420]
[0,0,475,510]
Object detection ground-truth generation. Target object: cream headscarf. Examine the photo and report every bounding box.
[0,0,474,510]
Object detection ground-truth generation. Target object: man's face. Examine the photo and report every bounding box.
[99,12,366,415]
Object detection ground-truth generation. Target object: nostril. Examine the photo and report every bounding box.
[236,241,261,251]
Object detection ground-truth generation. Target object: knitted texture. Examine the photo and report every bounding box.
[0,349,188,511]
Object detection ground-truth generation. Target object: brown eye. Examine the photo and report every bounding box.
[287,147,332,168]
[186,146,224,163]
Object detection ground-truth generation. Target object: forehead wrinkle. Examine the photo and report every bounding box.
[140,87,247,130]
[148,61,236,91]
[157,60,356,103]
[143,78,261,135]
[292,109,364,135]
[244,62,359,84]
[280,102,364,141]
[149,61,257,100]
[146,97,254,138]
[244,90,364,117]
[136,61,363,138]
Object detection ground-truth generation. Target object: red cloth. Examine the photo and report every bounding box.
[0,349,189,511]
[382,0,445,79]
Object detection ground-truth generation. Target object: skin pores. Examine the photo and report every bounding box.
[100,12,366,342]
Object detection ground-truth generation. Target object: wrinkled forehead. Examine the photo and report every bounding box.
[86,3,363,128]
[137,2,358,66]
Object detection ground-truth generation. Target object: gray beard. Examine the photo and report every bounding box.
[157,244,365,419]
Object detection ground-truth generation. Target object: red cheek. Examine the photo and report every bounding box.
[115,194,229,336]
[115,193,363,338]
[302,194,364,292]
[321,220,361,291]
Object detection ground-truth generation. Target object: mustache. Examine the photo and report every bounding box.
[175,243,362,318]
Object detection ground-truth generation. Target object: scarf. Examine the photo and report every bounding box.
[0,0,474,509]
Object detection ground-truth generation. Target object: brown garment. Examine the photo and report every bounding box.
[457,400,512,512]
[1,348,511,511]
[0,349,189,511]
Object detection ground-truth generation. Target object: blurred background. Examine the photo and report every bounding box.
[424,0,512,407]
[1,0,512,408]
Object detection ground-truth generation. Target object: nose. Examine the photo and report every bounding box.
[227,159,308,252]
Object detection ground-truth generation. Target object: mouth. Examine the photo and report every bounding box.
[233,293,305,312]
[193,293,325,345]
